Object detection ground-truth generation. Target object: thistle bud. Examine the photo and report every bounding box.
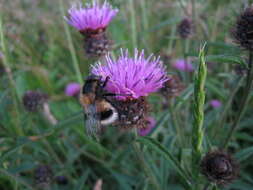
[200,150,239,185]
[34,165,53,188]
[160,75,184,99]
[234,64,248,76]
[177,18,194,39]
[65,1,118,57]
[22,91,48,112]
[233,5,253,50]
[55,175,68,185]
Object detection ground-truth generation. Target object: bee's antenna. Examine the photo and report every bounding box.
[103,93,132,97]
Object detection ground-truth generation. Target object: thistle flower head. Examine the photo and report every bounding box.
[55,176,68,185]
[209,99,222,108]
[22,91,48,112]
[92,49,168,100]
[34,165,53,188]
[233,5,253,50]
[177,18,194,39]
[200,150,239,185]
[65,0,118,33]
[65,82,81,97]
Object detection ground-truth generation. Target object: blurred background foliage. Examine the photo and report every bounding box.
[0,0,253,189]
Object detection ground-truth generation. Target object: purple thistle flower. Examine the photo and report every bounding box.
[172,59,194,72]
[65,0,118,32]
[92,49,168,100]
[65,82,81,97]
[210,99,222,108]
[138,117,156,136]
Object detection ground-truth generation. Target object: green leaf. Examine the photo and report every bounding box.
[235,146,253,162]
[137,137,191,186]
[205,55,246,66]
[74,169,90,190]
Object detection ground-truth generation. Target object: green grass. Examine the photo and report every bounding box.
[1,0,253,189]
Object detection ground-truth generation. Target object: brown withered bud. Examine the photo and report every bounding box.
[34,165,54,188]
[233,5,253,50]
[55,176,68,185]
[234,64,248,76]
[177,18,194,39]
[22,91,48,112]
[160,75,184,99]
[200,150,239,185]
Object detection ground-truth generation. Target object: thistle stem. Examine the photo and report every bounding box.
[129,0,137,49]
[59,0,83,84]
[222,51,253,148]
[0,16,23,136]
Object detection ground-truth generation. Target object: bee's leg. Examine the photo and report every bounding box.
[102,76,110,88]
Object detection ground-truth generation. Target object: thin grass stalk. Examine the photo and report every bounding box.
[222,51,253,148]
[0,17,23,136]
[211,76,244,140]
[59,0,83,84]
[192,45,207,186]
[0,169,35,190]
[129,0,137,49]
[133,129,160,189]
[167,25,176,54]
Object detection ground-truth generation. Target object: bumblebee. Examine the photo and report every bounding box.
[79,74,119,135]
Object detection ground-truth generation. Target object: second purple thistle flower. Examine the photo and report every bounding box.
[65,0,118,57]
[92,49,168,129]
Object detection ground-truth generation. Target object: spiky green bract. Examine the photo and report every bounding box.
[192,45,207,183]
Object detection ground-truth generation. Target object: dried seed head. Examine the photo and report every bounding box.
[34,165,53,188]
[111,97,150,129]
[233,5,253,50]
[160,75,184,99]
[84,32,111,57]
[55,176,68,185]
[22,91,48,112]
[234,64,248,76]
[200,150,239,185]
[177,18,194,39]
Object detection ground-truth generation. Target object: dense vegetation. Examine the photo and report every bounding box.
[1,0,253,189]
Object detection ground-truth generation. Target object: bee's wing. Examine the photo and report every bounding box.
[84,105,101,136]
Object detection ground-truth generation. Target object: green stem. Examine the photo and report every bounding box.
[168,104,183,147]
[222,51,253,148]
[0,169,34,190]
[129,0,137,49]
[59,0,83,84]
[132,142,160,189]
[0,16,23,136]
[167,25,176,55]
[133,129,160,189]
[211,76,244,140]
